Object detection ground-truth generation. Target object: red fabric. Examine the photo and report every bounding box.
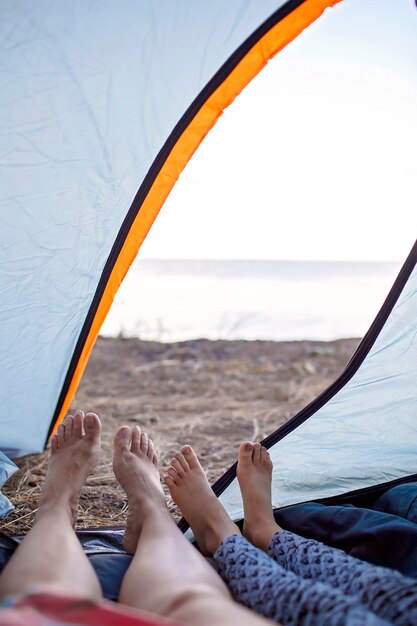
[0,590,181,626]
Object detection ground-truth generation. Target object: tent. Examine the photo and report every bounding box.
[1,0,417,580]
[0,0,345,458]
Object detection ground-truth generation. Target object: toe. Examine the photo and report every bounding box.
[152,453,159,466]
[180,445,200,470]
[51,434,59,454]
[170,457,184,477]
[237,441,254,465]
[167,466,179,485]
[84,413,101,442]
[147,438,155,460]
[73,410,84,438]
[164,474,176,489]
[261,446,273,470]
[140,432,149,454]
[57,423,66,446]
[63,414,74,436]
[114,426,132,451]
[175,451,189,472]
[253,442,262,464]
[131,426,141,454]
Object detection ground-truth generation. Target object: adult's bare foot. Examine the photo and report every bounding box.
[38,410,101,526]
[236,441,281,551]
[113,425,167,554]
[165,445,240,556]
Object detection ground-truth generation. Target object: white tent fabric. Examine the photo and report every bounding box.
[2,0,416,535]
[0,0,291,456]
[219,262,417,521]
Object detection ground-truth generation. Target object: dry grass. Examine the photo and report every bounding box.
[1,336,359,535]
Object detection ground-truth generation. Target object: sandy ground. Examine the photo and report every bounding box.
[2,336,359,534]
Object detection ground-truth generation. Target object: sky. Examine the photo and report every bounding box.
[139,0,417,262]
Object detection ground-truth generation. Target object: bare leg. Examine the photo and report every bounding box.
[114,427,272,626]
[237,443,417,626]
[165,444,240,555]
[237,441,281,551]
[169,445,385,626]
[0,411,102,601]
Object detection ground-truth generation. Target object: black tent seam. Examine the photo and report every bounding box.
[274,473,417,511]
[177,240,417,532]
[46,0,308,445]
[211,240,417,495]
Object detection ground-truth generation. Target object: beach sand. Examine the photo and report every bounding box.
[2,335,359,534]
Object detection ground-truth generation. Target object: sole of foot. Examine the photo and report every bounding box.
[164,445,239,556]
[236,441,280,551]
[38,410,101,526]
[113,425,166,554]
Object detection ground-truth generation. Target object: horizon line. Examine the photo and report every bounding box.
[137,256,402,264]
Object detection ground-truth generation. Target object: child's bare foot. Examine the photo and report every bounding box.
[164,445,239,555]
[237,441,281,551]
[113,425,167,554]
[38,410,101,526]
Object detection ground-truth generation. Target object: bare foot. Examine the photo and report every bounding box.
[113,425,167,554]
[38,410,101,526]
[164,445,240,555]
[236,441,281,551]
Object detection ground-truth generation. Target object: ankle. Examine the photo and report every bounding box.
[129,494,169,520]
[243,516,280,552]
[202,516,240,555]
[214,529,241,553]
[36,498,76,525]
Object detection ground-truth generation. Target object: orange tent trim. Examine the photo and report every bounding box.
[50,0,342,438]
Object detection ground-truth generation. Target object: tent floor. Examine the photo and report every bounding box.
[1,481,417,599]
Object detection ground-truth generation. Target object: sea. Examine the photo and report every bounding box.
[100,259,402,343]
